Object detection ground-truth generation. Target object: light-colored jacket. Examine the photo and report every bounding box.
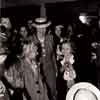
[4,59,49,100]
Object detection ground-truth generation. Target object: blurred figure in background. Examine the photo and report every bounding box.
[27,19,35,36]
[54,25,64,69]
[27,19,36,42]
[54,25,64,45]
[19,26,28,42]
[27,19,33,31]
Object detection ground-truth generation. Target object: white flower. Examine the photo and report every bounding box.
[63,69,76,81]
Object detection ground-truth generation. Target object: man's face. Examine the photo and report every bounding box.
[37,27,46,35]
[55,26,62,37]
[20,27,28,38]
[27,20,33,29]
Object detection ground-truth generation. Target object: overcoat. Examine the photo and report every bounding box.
[33,33,57,100]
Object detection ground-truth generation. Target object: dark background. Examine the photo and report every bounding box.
[1,0,100,25]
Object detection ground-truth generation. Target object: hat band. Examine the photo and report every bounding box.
[32,21,51,28]
[34,20,49,25]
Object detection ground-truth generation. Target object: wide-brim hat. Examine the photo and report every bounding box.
[66,82,100,100]
[32,17,51,28]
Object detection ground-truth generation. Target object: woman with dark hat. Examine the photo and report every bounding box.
[32,17,57,100]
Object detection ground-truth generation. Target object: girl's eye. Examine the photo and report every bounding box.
[66,48,69,50]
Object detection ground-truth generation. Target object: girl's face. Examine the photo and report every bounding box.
[23,43,38,60]
[62,43,72,56]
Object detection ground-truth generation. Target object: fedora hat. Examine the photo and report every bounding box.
[66,82,100,100]
[32,17,51,28]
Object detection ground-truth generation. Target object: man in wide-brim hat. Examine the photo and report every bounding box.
[32,17,57,100]
[66,82,100,100]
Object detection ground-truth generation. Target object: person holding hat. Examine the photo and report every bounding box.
[32,17,57,100]
[66,82,100,100]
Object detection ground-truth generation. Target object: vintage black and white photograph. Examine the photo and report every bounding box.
[0,0,100,100]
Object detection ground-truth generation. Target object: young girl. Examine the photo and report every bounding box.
[21,41,49,100]
[56,41,76,100]
[61,41,76,89]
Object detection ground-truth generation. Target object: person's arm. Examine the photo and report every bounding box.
[96,45,100,67]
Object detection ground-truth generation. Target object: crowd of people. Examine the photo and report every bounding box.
[0,16,100,100]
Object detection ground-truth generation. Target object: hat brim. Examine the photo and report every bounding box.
[66,82,100,100]
[32,21,51,28]
[56,25,64,29]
